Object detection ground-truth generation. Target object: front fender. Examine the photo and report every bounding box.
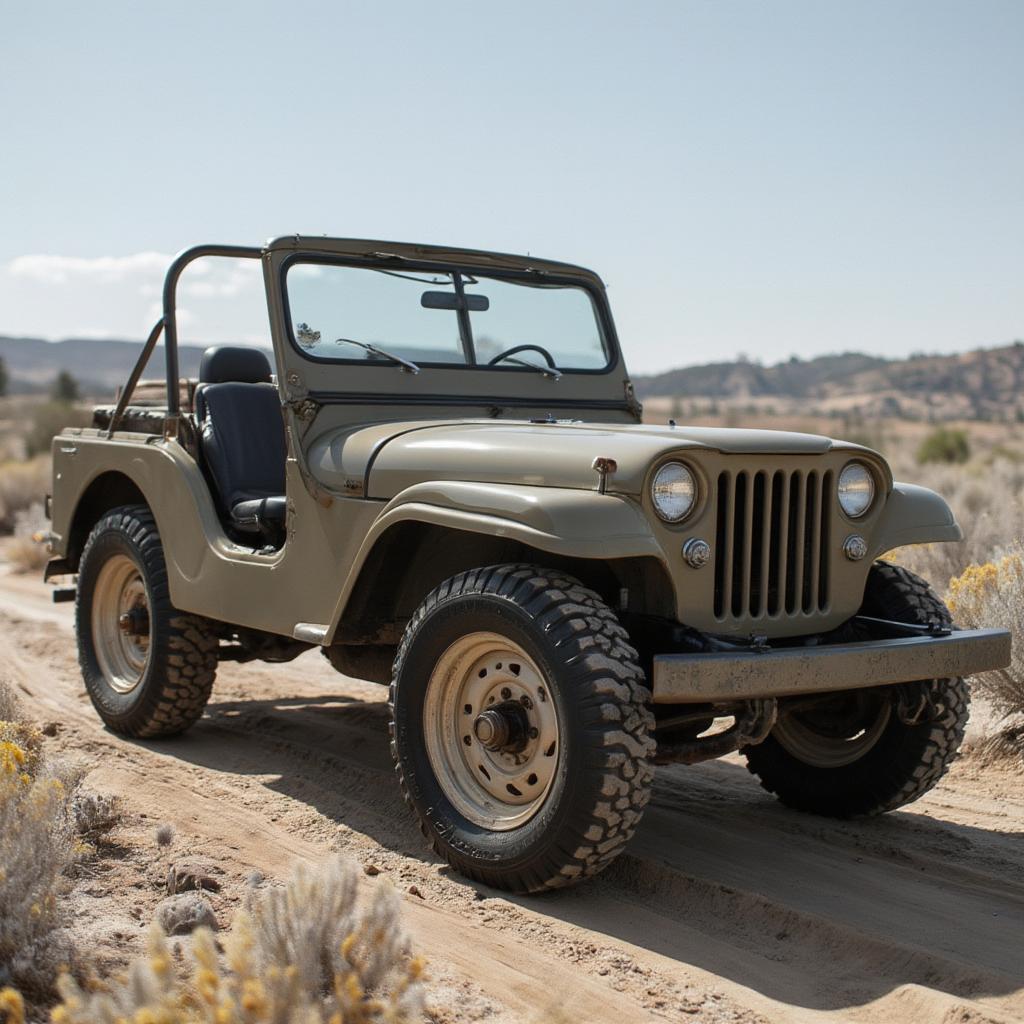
[871,482,963,558]
[327,481,666,639]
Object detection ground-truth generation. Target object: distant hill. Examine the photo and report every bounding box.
[634,343,1024,422]
[1,334,1023,421]
[0,336,211,397]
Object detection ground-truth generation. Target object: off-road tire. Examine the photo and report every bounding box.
[744,562,969,817]
[77,505,218,737]
[389,564,656,893]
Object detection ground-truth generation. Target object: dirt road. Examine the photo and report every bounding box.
[2,567,1022,1024]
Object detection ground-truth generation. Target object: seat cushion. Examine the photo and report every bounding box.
[194,382,286,515]
[231,495,287,532]
[200,346,273,384]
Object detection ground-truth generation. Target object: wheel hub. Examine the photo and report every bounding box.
[118,607,150,637]
[473,701,530,752]
[423,632,560,831]
[92,554,151,694]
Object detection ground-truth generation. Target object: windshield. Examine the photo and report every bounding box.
[284,262,609,371]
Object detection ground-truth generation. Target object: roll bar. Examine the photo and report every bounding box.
[107,244,263,436]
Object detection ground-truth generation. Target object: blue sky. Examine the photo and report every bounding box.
[0,0,1020,373]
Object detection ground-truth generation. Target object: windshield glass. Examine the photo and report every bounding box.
[285,263,609,371]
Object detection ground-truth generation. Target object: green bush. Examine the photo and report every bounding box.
[916,427,970,465]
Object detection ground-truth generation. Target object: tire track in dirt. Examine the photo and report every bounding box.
[0,570,1021,1024]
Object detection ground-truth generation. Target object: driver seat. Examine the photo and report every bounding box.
[194,346,287,542]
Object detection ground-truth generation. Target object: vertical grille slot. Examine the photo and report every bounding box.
[714,466,831,622]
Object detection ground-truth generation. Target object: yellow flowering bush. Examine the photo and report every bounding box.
[948,547,1024,741]
[50,857,424,1024]
[0,732,73,978]
[0,681,89,1013]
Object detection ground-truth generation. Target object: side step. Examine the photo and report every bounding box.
[52,586,77,604]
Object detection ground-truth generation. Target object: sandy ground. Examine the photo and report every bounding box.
[1,566,1022,1024]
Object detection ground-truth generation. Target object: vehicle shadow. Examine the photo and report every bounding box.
[137,686,1024,1014]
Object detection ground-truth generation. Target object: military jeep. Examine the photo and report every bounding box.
[45,237,1011,893]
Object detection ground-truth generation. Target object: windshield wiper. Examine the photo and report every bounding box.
[333,337,420,374]
[501,356,562,381]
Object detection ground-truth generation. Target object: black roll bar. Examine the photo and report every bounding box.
[106,315,166,437]
[161,244,263,415]
[107,244,264,435]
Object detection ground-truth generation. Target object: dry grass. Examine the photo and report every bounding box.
[5,502,48,574]
[0,457,50,535]
[47,857,425,1023]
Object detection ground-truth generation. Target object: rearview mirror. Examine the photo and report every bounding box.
[421,290,489,311]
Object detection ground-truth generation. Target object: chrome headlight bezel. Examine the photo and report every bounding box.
[651,461,698,523]
[837,461,876,519]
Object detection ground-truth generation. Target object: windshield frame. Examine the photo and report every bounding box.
[279,253,618,376]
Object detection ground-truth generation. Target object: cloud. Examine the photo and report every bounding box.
[2,251,269,345]
[6,252,259,299]
[8,251,171,285]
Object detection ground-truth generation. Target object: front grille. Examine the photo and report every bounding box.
[713,468,832,622]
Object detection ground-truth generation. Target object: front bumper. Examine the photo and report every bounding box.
[652,626,1011,704]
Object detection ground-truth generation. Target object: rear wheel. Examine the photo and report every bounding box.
[390,564,655,893]
[77,505,218,737]
[744,563,969,816]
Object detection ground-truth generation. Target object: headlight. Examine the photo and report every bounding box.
[652,462,697,522]
[838,461,875,518]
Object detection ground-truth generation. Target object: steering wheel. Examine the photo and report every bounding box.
[487,344,558,369]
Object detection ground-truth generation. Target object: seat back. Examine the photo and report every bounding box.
[194,347,286,514]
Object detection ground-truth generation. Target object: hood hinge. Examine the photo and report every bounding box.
[624,379,643,421]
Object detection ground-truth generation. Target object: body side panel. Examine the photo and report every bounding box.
[50,430,379,636]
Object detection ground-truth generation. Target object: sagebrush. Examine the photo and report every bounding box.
[48,856,425,1024]
[0,681,81,1000]
[948,548,1024,753]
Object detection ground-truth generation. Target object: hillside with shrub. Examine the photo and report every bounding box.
[636,342,1024,422]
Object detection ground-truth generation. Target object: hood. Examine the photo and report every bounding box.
[306,419,864,500]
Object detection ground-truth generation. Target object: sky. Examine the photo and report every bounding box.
[0,0,1020,374]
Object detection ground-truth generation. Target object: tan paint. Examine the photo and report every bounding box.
[47,236,981,693]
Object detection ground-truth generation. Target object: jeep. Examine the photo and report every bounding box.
[45,237,1011,893]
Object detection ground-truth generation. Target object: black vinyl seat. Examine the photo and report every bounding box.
[194,346,287,542]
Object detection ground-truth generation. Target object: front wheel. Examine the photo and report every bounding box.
[389,564,655,893]
[744,562,969,817]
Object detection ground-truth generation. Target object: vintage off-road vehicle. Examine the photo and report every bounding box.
[46,237,1010,893]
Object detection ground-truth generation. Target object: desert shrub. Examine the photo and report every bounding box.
[0,457,50,534]
[49,856,425,1023]
[6,503,48,574]
[917,426,970,465]
[948,550,1024,753]
[24,403,90,460]
[886,455,1024,588]
[71,792,121,841]
[0,683,78,998]
[0,684,20,725]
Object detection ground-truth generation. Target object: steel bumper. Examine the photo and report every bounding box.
[651,627,1012,704]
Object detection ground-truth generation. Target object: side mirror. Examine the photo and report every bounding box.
[421,290,490,312]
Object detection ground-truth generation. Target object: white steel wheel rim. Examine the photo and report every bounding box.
[773,703,891,768]
[423,632,560,831]
[91,553,151,694]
